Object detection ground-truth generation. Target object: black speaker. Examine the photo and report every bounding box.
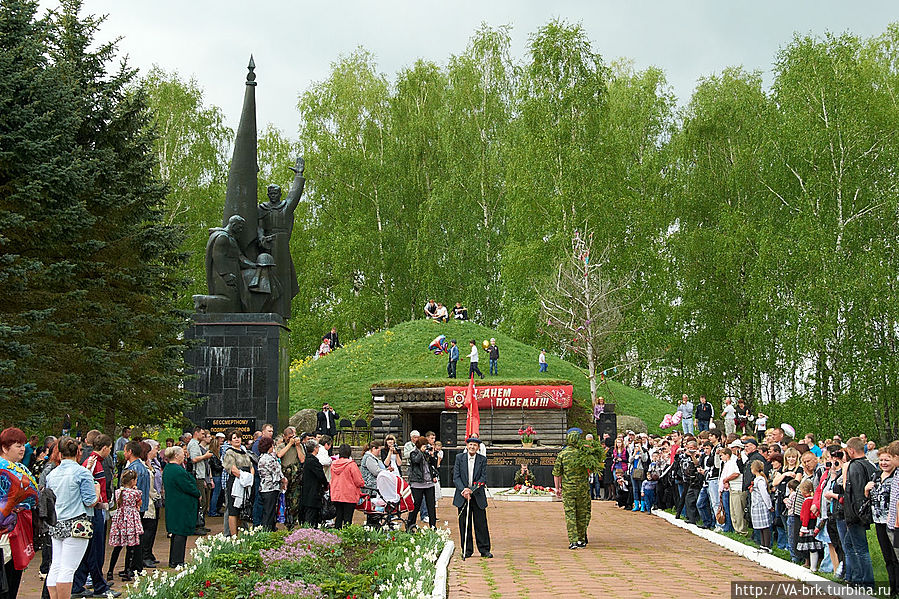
[440,412,458,447]
[597,412,617,440]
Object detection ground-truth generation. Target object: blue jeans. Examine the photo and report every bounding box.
[539,362,547,372]
[787,514,802,563]
[489,359,498,375]
[72,510,110,595]
[675,482,685,517]
[631,476,642,502]
[697,487,713,528]
[721,490,733,532]
[836,519,849,578]
[209,475,222,515]
[590,476,602,500]
[420,498,429,521]
[842,522,874,587]
[681,418,694,435]
[643,486,656,509]
[774,502,788,550]
[697,420,710,432]
[252,476,263,526]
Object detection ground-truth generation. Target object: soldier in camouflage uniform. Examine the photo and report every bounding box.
[553,430,591,549]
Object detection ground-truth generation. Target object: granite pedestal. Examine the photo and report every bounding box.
[184,313,290,431]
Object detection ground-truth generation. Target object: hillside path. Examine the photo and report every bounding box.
[443,496,791,598]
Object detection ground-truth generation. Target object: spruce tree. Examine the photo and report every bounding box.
[0,0,93,428]
[47,0,192,433]
[1,0,192,431]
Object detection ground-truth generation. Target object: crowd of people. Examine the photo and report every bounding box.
[10,393,895,597]
[593,415,899,595]
[0,419,456,599]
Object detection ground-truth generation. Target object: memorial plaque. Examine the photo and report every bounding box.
[205,417,257,443]
[486,448,557,467]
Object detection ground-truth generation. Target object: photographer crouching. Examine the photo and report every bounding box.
[407,436,439,531]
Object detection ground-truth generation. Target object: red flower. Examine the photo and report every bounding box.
[204,580,211,587]
[199,593,204,598]
[237,560,242,564]
[374,570,378,576]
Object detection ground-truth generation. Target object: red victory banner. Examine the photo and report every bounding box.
[445,385,574,410]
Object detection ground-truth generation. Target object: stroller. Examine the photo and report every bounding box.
[356,469,416,530]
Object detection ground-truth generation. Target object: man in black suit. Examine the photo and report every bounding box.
[316,403,339,438]
[453,437,492,559]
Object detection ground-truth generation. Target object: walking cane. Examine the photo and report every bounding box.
[461,496,470,561]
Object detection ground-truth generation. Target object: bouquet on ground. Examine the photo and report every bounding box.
[518,425,536,444]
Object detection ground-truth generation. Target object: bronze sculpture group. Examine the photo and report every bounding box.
[192,57,302,321]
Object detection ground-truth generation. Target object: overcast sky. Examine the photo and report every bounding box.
[40,1,899,136]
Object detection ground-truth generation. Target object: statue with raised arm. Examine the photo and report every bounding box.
[257,156,304,319]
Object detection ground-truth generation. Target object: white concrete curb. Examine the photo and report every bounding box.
[652,509,861,598]
[431,539,455,599]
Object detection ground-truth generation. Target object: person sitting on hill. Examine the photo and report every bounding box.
[433,302,449,323]
[424,299,438,319]
[316,337,331,358]
[453,302,469,321]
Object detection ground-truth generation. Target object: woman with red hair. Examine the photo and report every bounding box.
[0,427,40,599]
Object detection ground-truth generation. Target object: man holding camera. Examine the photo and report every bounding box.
[316,403,339,438]
[453,437,492,559]
[682,440,705,526]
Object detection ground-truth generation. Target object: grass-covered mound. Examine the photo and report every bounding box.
[290,320,673,433]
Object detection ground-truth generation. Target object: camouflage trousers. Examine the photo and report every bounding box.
[562,487,591,543]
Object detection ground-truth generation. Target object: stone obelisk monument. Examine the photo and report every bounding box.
[184,57,304,436]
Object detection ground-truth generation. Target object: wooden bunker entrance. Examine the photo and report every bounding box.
[371,385,570,446]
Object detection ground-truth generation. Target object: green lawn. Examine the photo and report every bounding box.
[289,319,674,433]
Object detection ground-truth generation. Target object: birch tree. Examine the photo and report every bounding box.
[539,230,632,402]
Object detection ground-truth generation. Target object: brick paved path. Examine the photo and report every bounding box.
[444,497,792,599]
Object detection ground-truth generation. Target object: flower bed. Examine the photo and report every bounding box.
[125,525,450,599]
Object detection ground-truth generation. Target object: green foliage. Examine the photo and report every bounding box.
[334,524,391,547]
[291,319,674,433]
[142,66,232,309]
[16,12,893,439]
[566,435,608,473]
[0,0,86,424]
[317,572,373,598]
[246,528,289,551]
[211,550,262,572]
[233,572,264,599]
[1,0,192,432]
[206,567,240,594]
